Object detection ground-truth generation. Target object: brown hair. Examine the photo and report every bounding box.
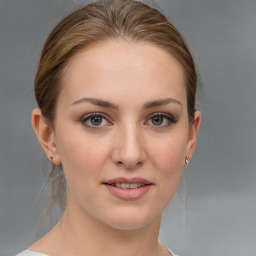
[35,0,198,219]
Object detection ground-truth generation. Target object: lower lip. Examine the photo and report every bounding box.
[104,184,152,200]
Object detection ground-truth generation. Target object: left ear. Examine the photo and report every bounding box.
[186,110,201,158]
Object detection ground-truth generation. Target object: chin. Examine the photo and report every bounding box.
[100,208,161,231]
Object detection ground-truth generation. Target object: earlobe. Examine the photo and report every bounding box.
[31,108,61,165]
[185,110,201,160]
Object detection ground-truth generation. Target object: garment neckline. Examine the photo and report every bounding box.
[26,247,176,256]
[25,250,49,256]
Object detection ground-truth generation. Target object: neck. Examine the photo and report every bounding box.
[53,195,164,256]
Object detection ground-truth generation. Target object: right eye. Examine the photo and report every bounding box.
[80,113,111,129]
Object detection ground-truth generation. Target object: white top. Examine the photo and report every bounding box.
[16,248,179,256]
[16,251,48,256]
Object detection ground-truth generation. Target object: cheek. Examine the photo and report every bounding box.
[148,132,187,178]
[55,127,110,178]
[55,130,111,203]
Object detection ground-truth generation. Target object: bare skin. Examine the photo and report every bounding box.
[31,40,201,256]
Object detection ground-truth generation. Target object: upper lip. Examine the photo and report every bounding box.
[103,177,153,185]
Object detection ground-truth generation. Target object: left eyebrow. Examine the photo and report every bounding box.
[143,98,182,109]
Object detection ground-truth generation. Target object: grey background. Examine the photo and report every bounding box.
[0,0,255,255]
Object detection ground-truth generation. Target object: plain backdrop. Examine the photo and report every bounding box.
[0,0,256,256]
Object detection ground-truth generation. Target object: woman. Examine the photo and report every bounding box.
[17,0,201,255]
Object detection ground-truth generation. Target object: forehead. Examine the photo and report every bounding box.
[59,40,186,107]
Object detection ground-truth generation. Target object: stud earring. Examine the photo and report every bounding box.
[50,156,54,161]
[185,156,189,166]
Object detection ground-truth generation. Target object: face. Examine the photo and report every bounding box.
[48,40,199,230]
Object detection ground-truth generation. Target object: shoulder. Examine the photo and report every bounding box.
[16,250,49,256]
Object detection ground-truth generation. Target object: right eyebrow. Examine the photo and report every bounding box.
[142,98,182,109]
[71,97,119,110]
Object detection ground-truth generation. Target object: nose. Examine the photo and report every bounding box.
[111,123,146,170]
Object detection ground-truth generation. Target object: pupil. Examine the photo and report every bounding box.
[152,116,163,125]
[91,116,102,126]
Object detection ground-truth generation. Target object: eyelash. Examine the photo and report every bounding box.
[146,112,177,128]
[80,112,111,129]
[80,112,177,130]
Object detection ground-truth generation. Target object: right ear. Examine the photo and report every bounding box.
[31,108,61,165]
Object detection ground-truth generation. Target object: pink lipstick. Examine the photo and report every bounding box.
[103,177,153,200]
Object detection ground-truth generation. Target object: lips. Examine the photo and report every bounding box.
[104,177,152,185]
[103,177,152,188]
[103,177,153,200]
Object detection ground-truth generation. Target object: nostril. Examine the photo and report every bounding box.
[136,161,143,167]
[115,160,143,169]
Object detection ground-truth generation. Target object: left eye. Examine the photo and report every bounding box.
[146,113,177,127]
[81,113,110,128]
